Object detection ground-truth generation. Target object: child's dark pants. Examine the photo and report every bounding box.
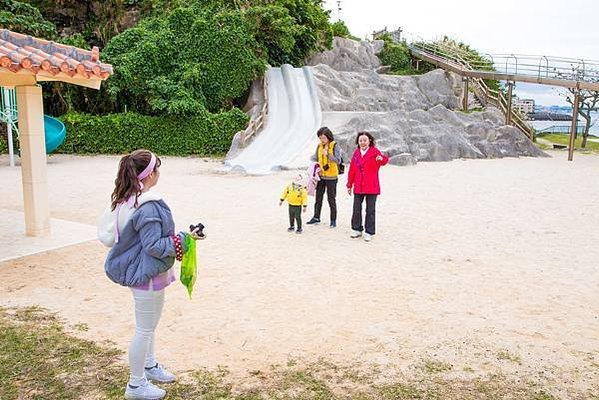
[289,205,302,229]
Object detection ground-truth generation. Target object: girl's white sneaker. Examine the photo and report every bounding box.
[125,378,166,400]
[350,230,362,238]
[363,233,372,242]
[145,363,176,383]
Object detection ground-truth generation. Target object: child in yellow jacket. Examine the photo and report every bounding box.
[279,174,308,234]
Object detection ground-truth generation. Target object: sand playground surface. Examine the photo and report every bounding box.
[0,152,598,396]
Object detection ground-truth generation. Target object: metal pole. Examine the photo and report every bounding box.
[462,78,469,110]
[568,92,580,161]
[506,82,514,126]
[3,88,15,167]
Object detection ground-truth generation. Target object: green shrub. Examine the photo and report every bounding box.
[330,20,350,38]
[57,110,248,156]
[241,0,332,66]
[0,135,7,154]
[379,41,412,72]
[104,5,267,115]
[0,0,57,38]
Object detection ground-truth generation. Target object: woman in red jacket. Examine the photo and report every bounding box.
[346,132,389,242]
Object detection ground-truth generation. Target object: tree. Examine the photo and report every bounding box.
[564,88,599,148]
[104,5,267,115]
[241,0,332,66]
[376,32,419,75]
[242,4,300,66]
[0,0,56,38]
[330,20,349,38]
[558,65,599,148]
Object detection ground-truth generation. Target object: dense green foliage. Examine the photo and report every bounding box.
[22,0,129,47]
[1,0,338,156]
[59,110,248,155]
[330,20,350,38]
[0,0,56,38]
[376,33,424,75]
[242,0,333,66]
[104,5,266,115]
[36,0,335,117]
[330,20,359,41]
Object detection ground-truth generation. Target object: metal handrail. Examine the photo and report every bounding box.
[410,41,599,83]
[409,42,536,139]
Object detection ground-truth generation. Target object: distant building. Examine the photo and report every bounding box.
[514,98,535,114]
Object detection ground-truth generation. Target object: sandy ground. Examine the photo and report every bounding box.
[0,152,598,397]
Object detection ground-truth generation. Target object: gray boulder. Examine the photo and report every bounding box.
[389,153,418,166]
[312,63,547,162]
[307,37,381,72]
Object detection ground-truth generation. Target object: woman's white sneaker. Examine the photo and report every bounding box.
[363,233,372,242]
[145,363,176,383]
[125,378,166,400]
[350,230,362,238]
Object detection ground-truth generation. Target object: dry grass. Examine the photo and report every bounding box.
[0,306,588,399]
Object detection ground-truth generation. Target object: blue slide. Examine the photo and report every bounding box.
[44,115,66,154]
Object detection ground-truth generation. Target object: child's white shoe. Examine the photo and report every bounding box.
[350,230,362,238]
[363,233,372,242]
[145,363,176,383]
[125,377,166,399]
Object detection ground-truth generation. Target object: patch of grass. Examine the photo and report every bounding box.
[537,133,599,152]
[0,306,579,400]
[72,322,89,332]
[496,349,522,365]
[418,359,453,374]
[378,382,425,399]
[281,369,337,399]
[530,391,558,400]
[535,142,551,150]
[0,306,127,400]
[459,107,484,114]
[386,67,423,76]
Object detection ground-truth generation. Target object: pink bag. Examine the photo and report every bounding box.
[306,162,321,196]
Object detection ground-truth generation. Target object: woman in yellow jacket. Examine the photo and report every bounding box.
[307,127,341,228]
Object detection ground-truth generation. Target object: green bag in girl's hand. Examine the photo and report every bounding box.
[180,235,197,298]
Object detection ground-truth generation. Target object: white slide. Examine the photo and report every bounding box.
[225,65,322,175]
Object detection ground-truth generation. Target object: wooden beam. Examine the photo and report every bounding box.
[506,82,514,126]
[36,72,103,89]
[0,70,36,86]
[462,78,469,110]
[0,67,103,89]
[568,92,580,161]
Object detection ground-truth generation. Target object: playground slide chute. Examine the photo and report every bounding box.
[44,115,66,154]
[225,65,322,174]
[2,87,67,165]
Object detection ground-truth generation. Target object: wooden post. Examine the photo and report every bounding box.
[568,92,580,161]
[462,78,469,110]
[506,82,514,125]
[16,85,50,236]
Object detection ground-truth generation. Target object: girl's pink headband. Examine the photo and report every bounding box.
[124,152,157,209]
[137,152,157,184]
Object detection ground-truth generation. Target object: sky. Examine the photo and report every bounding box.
[322,0,599,106]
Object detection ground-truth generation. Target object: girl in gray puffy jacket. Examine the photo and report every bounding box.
[98,149,202,400]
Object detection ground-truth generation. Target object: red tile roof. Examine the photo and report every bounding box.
[0,29,113,80]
